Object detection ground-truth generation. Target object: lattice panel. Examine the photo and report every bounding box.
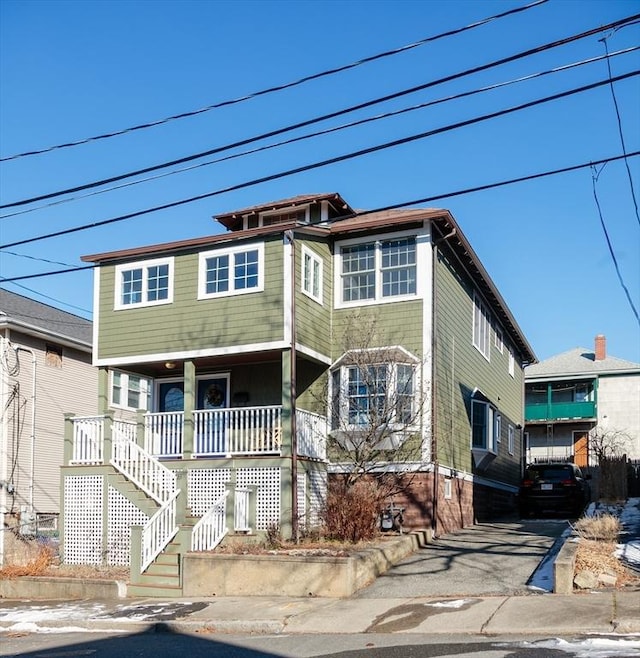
[63,475,103,565]
[307,468,327,527]
[188,468,231,516]
[107,487,149,566]
[237,467,281,530]
[297,472,307,526]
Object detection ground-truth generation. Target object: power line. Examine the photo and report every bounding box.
[2,150,638,282]
[3,12,638,211]
[599,36,640,228]
[2,69,637,250]
[3,46,636,221]
[590,165,640,326]
[0,0,548,163]
[0,282,92,316]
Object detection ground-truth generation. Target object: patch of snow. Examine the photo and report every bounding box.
[428,599,472,609]
[518,636,640,657]
[3,621,125,634]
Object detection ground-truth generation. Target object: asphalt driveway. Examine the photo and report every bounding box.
[356,519,569,598]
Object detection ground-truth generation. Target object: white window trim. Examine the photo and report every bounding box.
[110,370,151,411]
[494,326,503,353]
[330,349,420,433]
[198,242,265,299]
[334,229,426,309]
[495,413,502,443]
[471,398,498,454]
[301,245,323,305]
[472,293,491,361]
[114,257,174,310]
[258,205,309,227]
[508,349,515,378]
[508,424,515,455]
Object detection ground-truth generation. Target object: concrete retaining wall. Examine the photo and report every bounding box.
[0,576,126,600]
[183,530,432,598]
[554,539,578,595]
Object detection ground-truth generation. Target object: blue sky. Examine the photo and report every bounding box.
[1,0,639,363]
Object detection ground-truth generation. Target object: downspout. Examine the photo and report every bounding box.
[15,346,36,511]
[285,230,299,542]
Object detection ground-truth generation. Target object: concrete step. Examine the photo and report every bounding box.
[127,581,183,598]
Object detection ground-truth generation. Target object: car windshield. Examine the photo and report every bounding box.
[526,466,574,481]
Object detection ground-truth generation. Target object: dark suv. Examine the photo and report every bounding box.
[519,463,591,517]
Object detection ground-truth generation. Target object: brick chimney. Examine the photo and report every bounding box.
[595,334,606,361]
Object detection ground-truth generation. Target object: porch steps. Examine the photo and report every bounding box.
[109,472,158,517]
[128,541,183,598]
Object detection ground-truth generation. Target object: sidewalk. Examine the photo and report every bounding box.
[0,591,638,635]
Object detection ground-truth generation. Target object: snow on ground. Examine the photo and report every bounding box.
[516,637,640,657]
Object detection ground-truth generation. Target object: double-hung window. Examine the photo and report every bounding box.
[332,356,417,431]
[198,244,264,298]
[339,236,417,306]
[471,398,497,453]
[473,293,491,360]
[111,371,151,410]
[301,246,323,304]
[115,258,173,309]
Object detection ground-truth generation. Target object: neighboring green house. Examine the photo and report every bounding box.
[524,335,640,466]
[61,193,535,595]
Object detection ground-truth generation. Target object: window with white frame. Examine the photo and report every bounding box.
[471,398,497,452]
[473,293,491,359]
[331,359,416,430]
[115,258,173,309]
[111,371,151,410]
[508,424,515,455]
[301,246,322,303]
[198,244,264,298]
[494,326,503,352]
[339,236,417,305]
[495,413,502,444]
[508,348,515,377]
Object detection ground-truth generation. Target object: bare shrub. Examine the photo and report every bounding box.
[323,478,382,543]
[573,514,621,541]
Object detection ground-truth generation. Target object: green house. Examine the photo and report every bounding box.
[61,193,535,595]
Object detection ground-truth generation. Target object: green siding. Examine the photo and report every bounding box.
[294,237,332,358]
[97,237,285,360]
[332,301,424,361]
[433,247,523,484]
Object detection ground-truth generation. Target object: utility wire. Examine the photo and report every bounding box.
[2,12,638,211]
[3,46,636,221]
[590,165,640,326]
[0,0,548,163]
[599,36,640,228]
[0,282,92,316]
[2,69,637,250]
[2,150,638,282]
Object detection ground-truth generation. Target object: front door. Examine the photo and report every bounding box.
[196,376,230,455]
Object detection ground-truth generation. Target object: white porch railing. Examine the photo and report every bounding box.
[144,411,184,458]
[141,488,180,572]
[111,437,177,504]
[113,419,137,443]
[193,406,282,457]
[191,491,229,551]
[296,409,327,460]
[71,416,104,464]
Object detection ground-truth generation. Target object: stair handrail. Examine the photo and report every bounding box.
[111,437,176,504]
[141,488,180,572]
[191,491,229,552]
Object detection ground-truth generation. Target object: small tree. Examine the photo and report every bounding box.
[589,426,632,502]
[318,312,428,541]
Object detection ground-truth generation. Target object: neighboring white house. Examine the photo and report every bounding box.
[0,288,96,536]
[524,334,640,464]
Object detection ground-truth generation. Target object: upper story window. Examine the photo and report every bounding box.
[508,348,515,377]
[508,424,515,455]
[301,246,323,304]
[115,258,173,310]
[111,371,151,411]
[338,236,417,306]
[198,243,264,299]
[45,343,63,368]
[262,209,307,226]
[473,293,491,360]
[494,326,503,353]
